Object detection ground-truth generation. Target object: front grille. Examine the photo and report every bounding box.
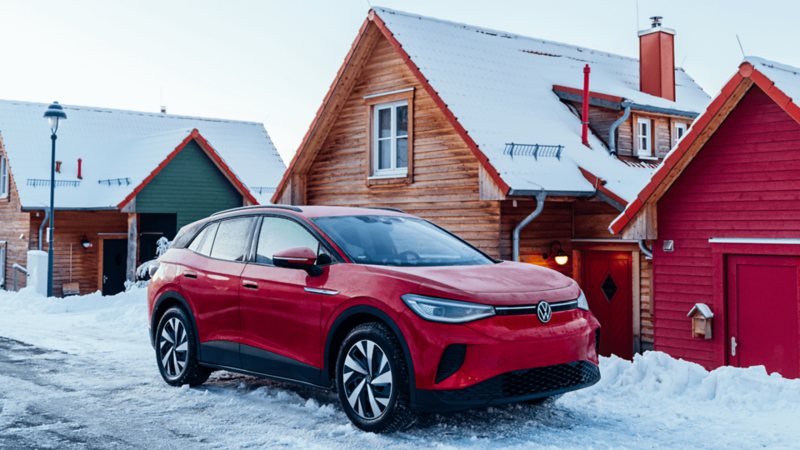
[595,328,601,355]
[495,300,578,316]
[435,361,600,402]
[435,344,467,384]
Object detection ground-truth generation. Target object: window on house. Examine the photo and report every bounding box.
[637,118,652,157]
[373,101,409,177]
[674,122,688,145]
[1,154,8,199]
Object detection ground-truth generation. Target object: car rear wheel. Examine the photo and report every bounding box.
[155,306,211,387]
[336,322,417,433]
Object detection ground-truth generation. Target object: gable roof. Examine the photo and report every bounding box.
[609,57,800,237]
[272,7,709,204]
[0,99,285,209]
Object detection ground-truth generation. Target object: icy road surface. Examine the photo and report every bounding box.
[1,288,799,449]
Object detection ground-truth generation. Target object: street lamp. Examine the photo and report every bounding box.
[43,101,67,297]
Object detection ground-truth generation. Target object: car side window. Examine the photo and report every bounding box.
[209,217,254,262]
[256,217,321,265]
[187,222,219,256]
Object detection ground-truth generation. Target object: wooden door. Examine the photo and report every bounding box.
[102,239,128,296]
[583,251,632,359]
[726,255,799,378]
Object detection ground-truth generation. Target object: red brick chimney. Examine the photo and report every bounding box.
[639,16,675,101]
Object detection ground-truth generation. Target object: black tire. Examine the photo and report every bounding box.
[155,306,211,387]
[335,322,417,433]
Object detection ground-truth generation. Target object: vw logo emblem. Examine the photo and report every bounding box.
[537,301,552,324]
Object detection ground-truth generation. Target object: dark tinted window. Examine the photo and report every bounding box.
[256,217,320,265]
[209,217,254,262]
[311,215,494,267]
[187,222,219,256]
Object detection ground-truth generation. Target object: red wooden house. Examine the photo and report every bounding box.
[611,57,800,378]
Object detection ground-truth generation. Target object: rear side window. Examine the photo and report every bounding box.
[256,217,320,265]
[210,217,254,262]
[188,222,219,256]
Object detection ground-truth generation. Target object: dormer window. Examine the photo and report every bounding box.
[0,154,8,199]
[373,101,409,177]
[674,122,688,146]
[637,118,653,158]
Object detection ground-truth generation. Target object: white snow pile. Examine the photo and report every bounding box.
[2,288,800,448]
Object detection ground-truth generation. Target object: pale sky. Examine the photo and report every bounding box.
[2,0,798,164]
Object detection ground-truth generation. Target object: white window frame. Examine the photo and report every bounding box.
[674,122,688,145]
[372,100,409,178]
[0,154,8,199]
[0,242,6,289]
[637,118,652,157]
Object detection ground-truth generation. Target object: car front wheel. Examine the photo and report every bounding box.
[335,322,416,433]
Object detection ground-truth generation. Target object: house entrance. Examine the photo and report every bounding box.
[583,251,632,359]
[102,239,128,296]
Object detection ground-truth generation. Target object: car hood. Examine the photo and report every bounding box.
[365,261,579,306]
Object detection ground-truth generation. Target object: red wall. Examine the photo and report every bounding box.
[654,86,800,369]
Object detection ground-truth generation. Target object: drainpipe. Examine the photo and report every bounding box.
[639,239,653,259]
[581,64,591,148]
[38,207,50,251]
[609,101,632,155]
[512,189,547,262]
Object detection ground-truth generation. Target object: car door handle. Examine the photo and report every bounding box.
[243,280,258,290]
[184,271,198,279]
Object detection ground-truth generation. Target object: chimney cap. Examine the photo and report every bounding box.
[650,16,663,28]
[160,106,167,114]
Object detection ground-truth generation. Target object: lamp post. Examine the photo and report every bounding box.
[43,102,67,297]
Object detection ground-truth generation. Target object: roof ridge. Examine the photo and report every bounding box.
[373,6,641,65]
[0,98,264,127]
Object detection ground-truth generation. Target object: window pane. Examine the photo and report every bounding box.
[312,215,494,267]
[396,105,408,137]
[378,108,392,139]
[641,136,648,151]
[210,217,253,262]
[188,222,219,256]
[378,139,392,170]
[256,217,320,265]
[396,138,408,168]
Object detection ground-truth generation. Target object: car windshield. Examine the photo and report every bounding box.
[311,215,495,267]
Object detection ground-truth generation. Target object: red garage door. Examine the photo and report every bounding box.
[583,251,632,360]
[727,255,799,378]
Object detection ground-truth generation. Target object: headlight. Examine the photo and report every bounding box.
[576,290,589,311]
[401,294,495,324]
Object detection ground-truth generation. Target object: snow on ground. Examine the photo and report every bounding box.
[1,288,799,449]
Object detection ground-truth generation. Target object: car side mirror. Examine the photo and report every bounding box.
[273,247,323,277]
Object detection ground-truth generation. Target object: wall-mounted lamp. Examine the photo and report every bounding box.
[542,241,569,265]
[81,235,92,249]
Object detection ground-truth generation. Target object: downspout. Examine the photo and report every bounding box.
[609,101,632,155]
[512,189,546,262]
[38,207,50,251]
[639,239,653,259]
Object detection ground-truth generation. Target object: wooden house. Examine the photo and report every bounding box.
[0,101,285,296]
[272,8,710,358]
[611,58,800,378]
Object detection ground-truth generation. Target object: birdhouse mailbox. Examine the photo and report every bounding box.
[687,303,713,339]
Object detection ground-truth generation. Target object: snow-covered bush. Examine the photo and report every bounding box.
[134,237,171,287]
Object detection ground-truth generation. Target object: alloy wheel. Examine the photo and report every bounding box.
[159,317,188,378]
[342,339,393,419]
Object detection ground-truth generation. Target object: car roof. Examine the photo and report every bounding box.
[212,204,412,220]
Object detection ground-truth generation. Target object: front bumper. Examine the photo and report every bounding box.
[414,360,600,412]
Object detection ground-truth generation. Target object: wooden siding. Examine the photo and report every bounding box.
[574,201,621,239]
[617,117,633,155]
[640,256,654,344]
[0,147,30,290]
[499,200,572,277]
[303,35,501,257]
[654,86,800,369]
[30,211,128,296]
[135,141,243,229]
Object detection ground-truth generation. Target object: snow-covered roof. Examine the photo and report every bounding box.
[372,7,711,202]
[0,99,286,209]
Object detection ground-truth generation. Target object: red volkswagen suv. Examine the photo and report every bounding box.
[147,205,600,432]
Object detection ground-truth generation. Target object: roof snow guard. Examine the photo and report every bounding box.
[609,57,800,238]
[272,7,708,205]
[504,143,564,160]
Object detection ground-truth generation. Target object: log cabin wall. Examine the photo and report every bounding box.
[0,148,31,290]
[302,35,501,258]
[499,200,572,277]
[29,210,128,296]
